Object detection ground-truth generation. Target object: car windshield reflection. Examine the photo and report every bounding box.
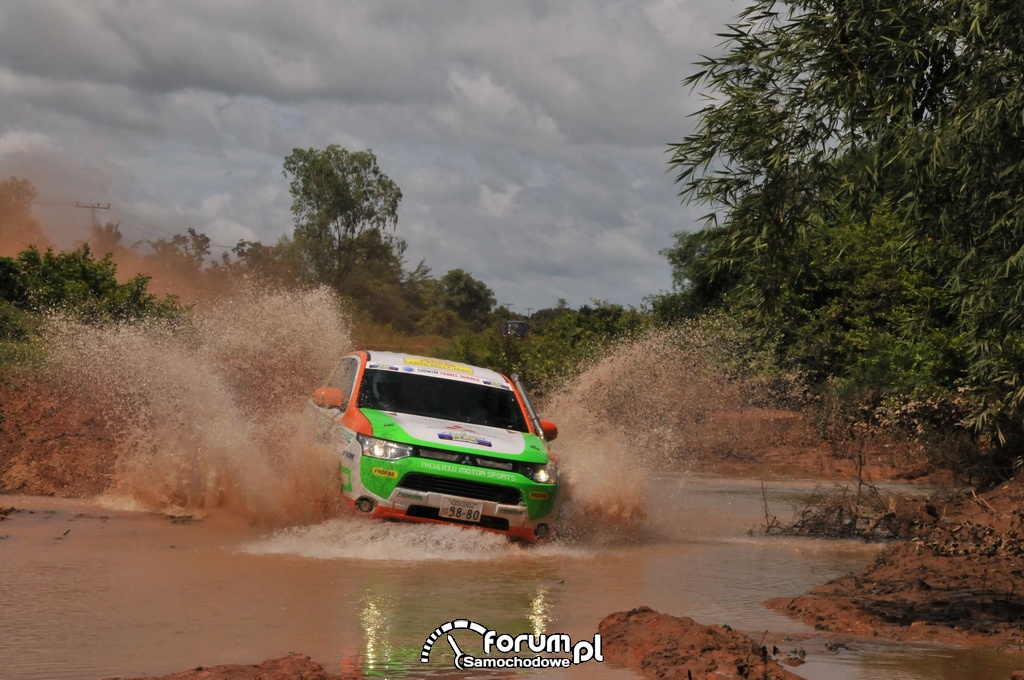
[358,368,528,432]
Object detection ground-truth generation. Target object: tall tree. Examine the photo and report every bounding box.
[668,0,1024,437]
[439,268,496,331]
[283,146,402,289]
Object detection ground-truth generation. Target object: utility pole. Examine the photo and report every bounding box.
[75,202,110,228]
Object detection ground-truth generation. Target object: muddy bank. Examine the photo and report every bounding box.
[765,478,1024,651]
[598,606,802,679]
[0,379,120,497]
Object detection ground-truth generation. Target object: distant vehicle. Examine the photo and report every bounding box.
[502,320,529,338]
[309,350,560,542]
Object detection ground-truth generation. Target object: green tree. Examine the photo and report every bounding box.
[668,0,1024,438]
[438,268,496,332]
[283,146,403,289]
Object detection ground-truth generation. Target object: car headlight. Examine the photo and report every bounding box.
[531,463,557,484]
[358,434,414,460]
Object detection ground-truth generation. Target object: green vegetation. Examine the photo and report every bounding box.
[440,299,649,393]
[0,244,185,373]
[282,146,403,291]
[662,0,1024,456]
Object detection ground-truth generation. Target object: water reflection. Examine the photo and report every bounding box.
[359,593,395,671]
[529,588,552,637]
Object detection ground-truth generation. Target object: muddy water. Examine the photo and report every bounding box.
[2,473,1022,680]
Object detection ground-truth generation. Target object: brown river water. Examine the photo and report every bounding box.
[2,473,1022,680]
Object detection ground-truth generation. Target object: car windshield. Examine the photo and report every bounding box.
[358,368,529,432]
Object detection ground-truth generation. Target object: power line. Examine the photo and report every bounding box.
[75,202,110,228]
[33,198,236,250]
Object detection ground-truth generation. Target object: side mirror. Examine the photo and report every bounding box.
[312,387,345,409]
[539,419,559,442]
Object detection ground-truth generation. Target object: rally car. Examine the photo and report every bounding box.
[309,350,560,542]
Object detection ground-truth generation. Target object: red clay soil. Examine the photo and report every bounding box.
[598,606,803,680]
[0,378,120,497]
[765,479,1024,651]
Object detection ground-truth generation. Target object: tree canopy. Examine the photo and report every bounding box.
[667,0,1024,439]
[283,146,403,290]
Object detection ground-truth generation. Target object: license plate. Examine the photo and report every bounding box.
[439,496,483,523]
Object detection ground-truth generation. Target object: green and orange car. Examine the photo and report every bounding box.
[309,351,560,542]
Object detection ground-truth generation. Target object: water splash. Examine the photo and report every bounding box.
[243,516,519,561]
[42,292,786,554]
[45,284,350,526]
[544,321,762,543]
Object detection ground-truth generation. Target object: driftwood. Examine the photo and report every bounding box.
[760,479,901,541]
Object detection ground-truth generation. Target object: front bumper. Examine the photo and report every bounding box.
[352,485,553,542]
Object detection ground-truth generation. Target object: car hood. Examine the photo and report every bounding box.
[361,409,550,463]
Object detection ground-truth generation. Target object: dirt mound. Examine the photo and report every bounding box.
[766,478,1024,650]
[0,378,118,497]
[598,606,802,679]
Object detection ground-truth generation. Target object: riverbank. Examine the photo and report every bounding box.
[765,476,1024,650]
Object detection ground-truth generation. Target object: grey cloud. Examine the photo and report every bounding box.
[0,0,741,310]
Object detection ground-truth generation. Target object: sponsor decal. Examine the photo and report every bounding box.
[404,357,474,374]
[439,370,483,382]
[421,620,603,670]
[343,451,356,461]
[340,466,352,492]
[528,491,549,500]
[420,460,516,482]
[366,363,401,372]
[396,490,425,500]
[372,466,398,479]
[438,431,492,447]
[482,379,512,390]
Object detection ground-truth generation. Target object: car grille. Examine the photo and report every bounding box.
[406,505,510,532]
[417,446,530,476]
[399,473,523,505]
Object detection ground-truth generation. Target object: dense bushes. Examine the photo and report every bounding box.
[0,244,183,344]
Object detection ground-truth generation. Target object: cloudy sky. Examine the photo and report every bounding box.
[0,1,740,313]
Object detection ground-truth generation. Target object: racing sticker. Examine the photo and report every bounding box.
[438,431,492,447]
[372,467,399,478]
[420,460,516,482]
[404,357,474,374]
